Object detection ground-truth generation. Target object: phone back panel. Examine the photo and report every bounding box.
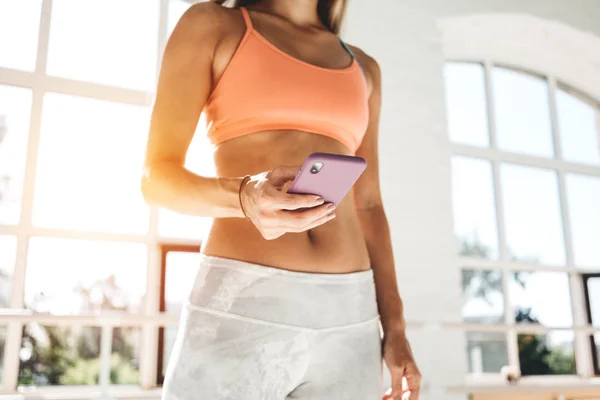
[288,152,367,206]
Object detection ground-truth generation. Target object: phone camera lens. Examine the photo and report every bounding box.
[309,162,323,174]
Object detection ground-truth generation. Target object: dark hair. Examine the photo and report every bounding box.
[209,0,348,34]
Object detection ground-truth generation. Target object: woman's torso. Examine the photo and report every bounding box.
[199,6,371,273]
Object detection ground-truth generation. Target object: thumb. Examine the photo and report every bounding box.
[269,165,301,186]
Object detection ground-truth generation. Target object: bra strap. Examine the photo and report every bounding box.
[338,38,355,60]
[339,37,365,78]
[239,6,254,31]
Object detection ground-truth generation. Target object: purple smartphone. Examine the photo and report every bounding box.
[288,152,367,206]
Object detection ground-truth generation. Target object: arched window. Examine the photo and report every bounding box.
[441,12,600,381]
[446,61,600,377]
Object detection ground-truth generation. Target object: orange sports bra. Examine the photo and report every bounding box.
[203,6,370,154]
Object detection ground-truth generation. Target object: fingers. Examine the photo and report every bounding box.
[262,202,334,230]
[390,371,405,400]
[390,367,421,400]
[282,206,336,232]
[405,364,421,400]
[254,203,335,239]
[401,377,411,400]
[268,165,301,187]
[256,209,335,240]
[408,387,420,400]
[266,187,324,210]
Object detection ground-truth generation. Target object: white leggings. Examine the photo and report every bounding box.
[162,254,383,400]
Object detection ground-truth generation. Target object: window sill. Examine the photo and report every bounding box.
[4,386,163,400]
[456,375,600,393]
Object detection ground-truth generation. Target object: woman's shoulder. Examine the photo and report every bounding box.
[172,3,242,43]
[347,44,381,95]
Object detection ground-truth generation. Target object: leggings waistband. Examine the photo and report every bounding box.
[188,254,380,330]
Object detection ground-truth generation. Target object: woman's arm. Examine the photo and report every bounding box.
[141,3,245,217]
[353,51,404,340]
[353,51,421,400]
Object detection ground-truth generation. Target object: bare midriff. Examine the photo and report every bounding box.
[200,129,371,275]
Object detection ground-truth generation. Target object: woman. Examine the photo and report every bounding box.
[142,0,420,399]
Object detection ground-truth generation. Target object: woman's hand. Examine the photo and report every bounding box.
[382,330,421,400]
[239,165,336,240]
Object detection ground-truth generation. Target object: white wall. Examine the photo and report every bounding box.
[342,1,600,399]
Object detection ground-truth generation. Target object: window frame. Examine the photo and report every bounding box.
[448,59,600,380]
[582,273,600,376]
[155,243,200,386]
[0,0,176,393]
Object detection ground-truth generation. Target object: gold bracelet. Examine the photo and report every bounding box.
[238,175,252,218]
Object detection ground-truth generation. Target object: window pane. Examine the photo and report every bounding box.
[159,210,212,241]
[19,324,101,386]
[165,252,200,315]
[518,331,575,376]
[168,0,191,38]
[163,326,177,380]
[0,235,17,307]
[111,327,140,384]
[25,237,147,314]
[511,271,572,327]
[0,85,33,225]
[492,67,554,158]
[443,62,490,147]
[566,174,600,269]
[0,325,6,385]
[462,269,504,324]
[556,88,600,165]
[162,251,200,376]
[587,277,600,327]
[466,332,508,373]
[47,0,159,90]
[501,164,565,265]
[33,93,150,234]
[0,0,42,71]
[159,117,215,240]
[451,157,499,259]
